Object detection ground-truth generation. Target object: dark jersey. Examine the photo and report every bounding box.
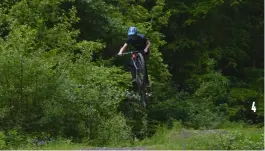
[126,34,148,51]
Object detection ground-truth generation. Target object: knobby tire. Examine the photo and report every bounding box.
[135,53,147,108]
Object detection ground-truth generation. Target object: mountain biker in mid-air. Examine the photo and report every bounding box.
[118,26,151,88]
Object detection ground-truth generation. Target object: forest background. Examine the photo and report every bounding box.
[0,0,264,149]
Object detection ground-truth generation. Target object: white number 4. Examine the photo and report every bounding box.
[251,102,256,112]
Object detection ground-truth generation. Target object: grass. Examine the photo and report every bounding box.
[8,122,265,150]
[28,143,89,150]
[17,139,91,150]
[135,122,264,150]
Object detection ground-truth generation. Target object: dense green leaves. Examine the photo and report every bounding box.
[0,0,131,147]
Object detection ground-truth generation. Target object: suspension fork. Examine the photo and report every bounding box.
[131,54,139,70]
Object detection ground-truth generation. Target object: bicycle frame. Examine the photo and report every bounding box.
[122,51,143,71]
[131,54,141,71]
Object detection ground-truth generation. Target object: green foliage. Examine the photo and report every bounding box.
[195,71,229,102]
[95,114,132,146]
[0,0,132,147]
[151,60,230,129]
[23,136,84,150]
[228,87,264,123]
[4,129,26,149]
[189,130,264,150]
[138,124,264,150]
[0,132,5,149]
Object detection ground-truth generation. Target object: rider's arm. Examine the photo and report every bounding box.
[145,40,151,50]
[119,43,128,54]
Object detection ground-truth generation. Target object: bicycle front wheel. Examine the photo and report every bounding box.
[135,53,146,88]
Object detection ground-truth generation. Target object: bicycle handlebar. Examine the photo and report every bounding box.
[116,50,139,56]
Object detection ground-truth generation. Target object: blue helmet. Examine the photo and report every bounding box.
[128,27,137,36]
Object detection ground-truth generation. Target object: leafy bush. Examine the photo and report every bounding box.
[0,131,5,149]
[138,124,264,150]
[0,0,133,146]
[4,129,26,149]
[189,130,264,150]
[94,114,133,146]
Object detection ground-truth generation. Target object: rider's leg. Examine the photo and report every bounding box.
[130,59,137,85]
[143,52,150,86]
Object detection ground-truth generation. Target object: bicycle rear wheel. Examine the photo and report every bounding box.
[140,90,147,108]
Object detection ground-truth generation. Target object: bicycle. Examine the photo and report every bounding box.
[117,50,148,108]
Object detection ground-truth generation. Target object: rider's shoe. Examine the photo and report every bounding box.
[146,82,151,88]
